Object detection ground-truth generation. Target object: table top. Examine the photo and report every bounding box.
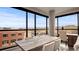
[66,33,78,36]
[15,35,59,51]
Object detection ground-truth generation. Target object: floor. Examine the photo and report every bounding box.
[1,42,75,51]
[59,43,74,51]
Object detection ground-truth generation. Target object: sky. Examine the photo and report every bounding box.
[0,7,26,29]
[0,7,46,29]
[0,7,77,29]
[28,13,46,29]
[55,14,77,27]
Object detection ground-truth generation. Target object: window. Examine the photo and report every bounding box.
[18,38,22,41]
[28,12,35,37]
[18,33,22,36]
[28,13,48,37]
[0,7,48,49]
[36,15,47,35]
[11,34,16,36]
[2,40,8,45]
[0,7,26,48]
[0,7,26,29]
[3,34,8,37]
[10,39,16,43]
[56,14,78,35]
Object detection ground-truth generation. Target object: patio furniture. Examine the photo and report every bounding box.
[74,36,79,51]
[42,41,55,51]
[67,34,78,48]
[59,30,68,42]
[54,38,61,51]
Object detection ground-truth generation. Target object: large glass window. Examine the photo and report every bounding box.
[0,7,26,29]
[0,7,26,48]
[36,15,47,35]
[28,12,35,37]
[57,14,78,35]
[0,7,48,49]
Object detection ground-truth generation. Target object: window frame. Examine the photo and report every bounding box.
[56,12,79,36]
[12,7,48,37]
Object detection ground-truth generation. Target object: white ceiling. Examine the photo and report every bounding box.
[36,7,73,15]
[25,7,79,16]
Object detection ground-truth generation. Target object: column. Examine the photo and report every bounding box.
[48,10,55,36]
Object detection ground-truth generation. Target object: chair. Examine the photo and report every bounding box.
[42,41,55,51]
[59,30,68,42]
[74,36,79,51]
[54,38,61,51]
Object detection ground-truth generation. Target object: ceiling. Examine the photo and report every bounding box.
[25,7,79,16]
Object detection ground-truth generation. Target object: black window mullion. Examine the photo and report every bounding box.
[77,13,79,35]
[46,17,48,34]
[34,14,36,36]
[26,12,28,37]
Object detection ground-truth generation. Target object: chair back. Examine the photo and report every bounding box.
[54,38,61,51]
[42,42,55,51]
[59,30,67,41]
[74,36,79,50]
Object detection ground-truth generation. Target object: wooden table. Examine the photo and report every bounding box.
[15,35,59,51]
[67,34,78,47]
